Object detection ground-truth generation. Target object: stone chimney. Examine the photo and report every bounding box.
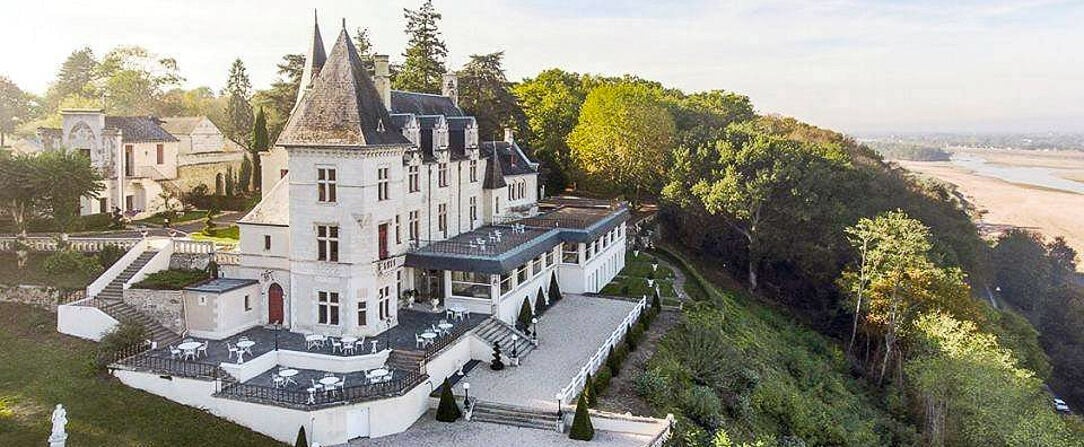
[374,54,391,110]
[504,128,515,144]
[442,72,459,107]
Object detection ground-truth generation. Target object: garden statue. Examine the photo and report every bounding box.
[49,404,68,447]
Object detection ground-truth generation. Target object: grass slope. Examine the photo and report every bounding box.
[0,302,280,446]
[640,247,915,446]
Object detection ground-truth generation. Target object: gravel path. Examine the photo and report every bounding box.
[653,255,689,303]
[456,294,637,409]
[346,412,652,447]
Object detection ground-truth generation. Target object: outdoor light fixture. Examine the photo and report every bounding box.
[531,317,539,343]
[463,382,471,405]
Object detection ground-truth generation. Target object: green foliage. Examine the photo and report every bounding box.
[294,426,308,447]
[395,0,447,94]
[868,141,951,161]
[535,288,546,316]
[0,77,34,147]
[513,69,587,192]
[569,393,595,441]
[516,297,533,333]
[548,275,562,303]
[594,366,612,394]
[682,385,722,429]
[223,58,254,147]
[132,269,208,290]
[96,321,148,368]
[606,346,619,377]
[490,343,504,370]
[42,250,103,289]
[435,378,461,422]
[568,82,675,204]
[458,52,523,140]
[987,308,1051,380]
[97,244,126,269]
[238,154,252,193]
[252,54,303,141]
[35,149,106,233]
[249,107,268,191]
[582,372,596,407]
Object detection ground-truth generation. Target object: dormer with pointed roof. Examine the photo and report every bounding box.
[295,11,327,108]
[278,22,411,148]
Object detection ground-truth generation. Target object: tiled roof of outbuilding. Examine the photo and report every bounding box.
[277,27,410,147]
[104,117,179,143]
[480,141,537,177]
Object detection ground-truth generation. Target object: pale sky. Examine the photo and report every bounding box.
[3,0,1083,134]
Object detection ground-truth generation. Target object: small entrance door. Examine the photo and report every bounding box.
[378,223,389,260]
[268,283,284,325]
[346,407,370,439]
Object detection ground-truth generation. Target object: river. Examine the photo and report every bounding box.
[951,155,1084,194]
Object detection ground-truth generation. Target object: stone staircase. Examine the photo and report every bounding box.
[472,317,536,362]
[387,349,427,372]
[92,250,181,346]
[470,400,556,431]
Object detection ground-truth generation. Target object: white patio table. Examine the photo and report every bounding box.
[177,341,201,361]
[305,334,326,350]
[437,322,454,335]
[366,368,389,383]
[279,368,299,386]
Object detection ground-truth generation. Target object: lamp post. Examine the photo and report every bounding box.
[531,317,538,344]
[555,393,564,432]
[463,382,471,407]
[511,334,519,366]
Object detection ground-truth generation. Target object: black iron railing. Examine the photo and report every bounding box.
[216,370,427,409]
[424,323,474,360]
[112,349,227,381]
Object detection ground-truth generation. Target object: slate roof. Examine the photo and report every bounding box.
[480,141,537,176]
[446,116,475,131]
[482,151,507,189]
[390,91,463,117]
[297,12,328,107]
[159,116,206,135]
[104,117,179,143]
[277,27,410,147]
[185,278,259,293]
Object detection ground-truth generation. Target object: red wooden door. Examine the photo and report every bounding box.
[378,223,389,260]
[268,283,284,324]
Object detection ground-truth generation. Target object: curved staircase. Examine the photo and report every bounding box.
[472,317,537,362]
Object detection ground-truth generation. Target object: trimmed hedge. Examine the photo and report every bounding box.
[132,269,209,290]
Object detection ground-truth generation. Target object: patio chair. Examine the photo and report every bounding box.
[342,342,356,355]
[415,334,426,349]
[355,337,366,352]
[331,338,343,353]
[168,345,181,359]
[271,374,284,388]
[196,342,208,358]
[226,343,240,361]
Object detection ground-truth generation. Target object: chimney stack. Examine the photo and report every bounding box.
[442,72,459,107]
[374,55,391,110]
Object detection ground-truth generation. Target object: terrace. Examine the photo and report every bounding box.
[215,365,427,410]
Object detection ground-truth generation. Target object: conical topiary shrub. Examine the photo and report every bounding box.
[548,275,562,303]
[569,393,595,441]
[294,426,308,447]
[517,297,534,333]
[435,378,462,422]
[535,288,546,316]
[582,372,596,407]
[490,342,505,370]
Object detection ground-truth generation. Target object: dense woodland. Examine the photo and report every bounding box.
[1,1,1083,445]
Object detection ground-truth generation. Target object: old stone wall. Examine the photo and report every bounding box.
[0,285,83,311]
[123,289,185,334]
[170,253,212,271]
[173,158,244,193]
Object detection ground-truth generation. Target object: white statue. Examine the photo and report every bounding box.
[49,404,68,446]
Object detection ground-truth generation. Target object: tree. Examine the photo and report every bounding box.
[248,107,269,191]
[569,393,595,441]
[96,46,184,115]
[548,275,563,303]
[353,27,376,74]
[435,378,462,422]
[691,125,836,291]
[238,154,252,193]
[222,58,254,147]
[0,154,41,236]
[535,288,547,316]
[395,0,447,93]
[0,76,34,147]
[490,342,505,370]
[517,296,534,333]
[458,52,523,140]
[34,149,105,233]
[514,69,588,193]
[582,372,596,407]
[253,54,304,139]
[294,426,308,447]
[567,82,675,204]
[44,47,98,111]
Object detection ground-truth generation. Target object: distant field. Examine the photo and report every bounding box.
[897,149,1084,271]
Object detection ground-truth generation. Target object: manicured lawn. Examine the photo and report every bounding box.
[601,251,678,298]
[0,252,96,289]
[190,225,240,244]
[0,302,280,446]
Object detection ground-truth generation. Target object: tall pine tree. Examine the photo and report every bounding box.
[395,0,447,93]
[458,52,524,140]
[223,58,254,148]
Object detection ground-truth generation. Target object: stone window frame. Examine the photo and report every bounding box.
[377,166,390,201]
[317,290,340,326]
[316,224,340,262]
[317,166,337,203]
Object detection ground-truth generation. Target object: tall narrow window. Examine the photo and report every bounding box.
[495,196,501,214]
[438,203,448,236]
[395,215,402,244]
[378,223,389,260]
[378,286,391,321]
[468,196,477,228]
[263,235,271,250]
[469,160,478,182]
[508,184,514,200]
[316,225,339,262]
[156,144,164,165]
[518,181,525,199]
[357,300,367,327]
[408,210,420,242]
[377,167,390,201]
[408,165,420,193]
[317,167,337,203]
[438,163,448,187]
[318,291,340,325]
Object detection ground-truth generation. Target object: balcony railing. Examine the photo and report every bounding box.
[374,255,405,276]
[215,370,427,409]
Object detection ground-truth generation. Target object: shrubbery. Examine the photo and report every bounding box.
[95,321,148,369]
[97,244,126,269]
[42,250,103,289]
[132,269,209,290]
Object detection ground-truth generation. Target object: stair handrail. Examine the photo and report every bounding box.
[123,239,176,289]
[86,238,151,299]
[485,317,538,347]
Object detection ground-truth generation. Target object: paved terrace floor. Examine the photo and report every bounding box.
[245,365,411,391]
[454,294,637,410]
[144,309,486,367]
[345,411,652,447]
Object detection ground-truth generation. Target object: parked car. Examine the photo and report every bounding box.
[1054,398,1071,413]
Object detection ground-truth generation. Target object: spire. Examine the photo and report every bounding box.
[278,25,409,147]
[295,10,328,108]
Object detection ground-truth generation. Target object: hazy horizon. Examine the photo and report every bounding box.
[3,0,1083,135]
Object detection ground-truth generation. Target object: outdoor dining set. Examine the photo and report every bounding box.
[168,336,256,363]
[304,334,378,355]
[415,317,459,349]
[301,369,397,404]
